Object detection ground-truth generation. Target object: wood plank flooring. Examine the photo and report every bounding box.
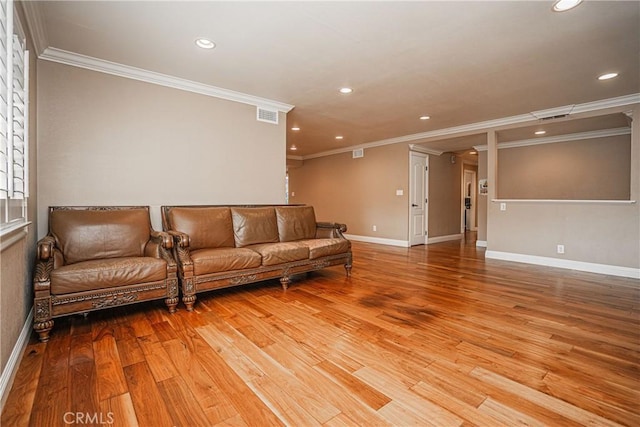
[3,234,639,426]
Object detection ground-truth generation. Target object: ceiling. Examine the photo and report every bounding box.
[27,1,639,157]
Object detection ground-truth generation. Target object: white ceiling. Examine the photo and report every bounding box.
[27,1,640,157]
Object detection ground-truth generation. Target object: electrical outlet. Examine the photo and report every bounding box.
[372,225,377,232]
[557,244,565,254]
[500,202,507,211]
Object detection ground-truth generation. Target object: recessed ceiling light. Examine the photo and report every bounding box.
[339,87,353,94]
[335,136,344,140]
[419,116,430,120]
[469,151,477,155]
[598,72,619,80]
[290,145,297,151]
[552,0,583,12]
[291,127,300,131]
[195,38,216,49]
[535,130,546,135]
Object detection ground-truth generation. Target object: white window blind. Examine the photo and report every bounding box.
[0,0,8,200]
[11,33,27,199]
[0,0,29,233]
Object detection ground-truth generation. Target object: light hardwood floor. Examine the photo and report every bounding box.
[2,235,639,426]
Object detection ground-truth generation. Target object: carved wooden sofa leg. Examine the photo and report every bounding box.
[345,253,353,277]
[34,320,54,343]
[183,295,197,312]
[280,276,290,290]
[165,297,179,313]
[180,275,196,311]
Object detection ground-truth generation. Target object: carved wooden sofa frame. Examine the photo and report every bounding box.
[33,206,179,342]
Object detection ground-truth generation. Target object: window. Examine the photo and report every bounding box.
[0,0,29,234]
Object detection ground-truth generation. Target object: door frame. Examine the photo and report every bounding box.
[408,151,429,246]
[461,167,477,232]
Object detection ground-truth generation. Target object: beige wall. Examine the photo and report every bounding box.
[289,144,409,241]
[37,61,287,236]
[487,108,639,269]
[428,153,462,237]
[498,135,631,200]
[289,145,466,243]
[1,3,39,409]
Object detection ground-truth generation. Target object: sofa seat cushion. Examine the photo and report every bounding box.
[191,248,262,275]
[248,242,310,266]
[300,238,351,259]
[50,257,167,295]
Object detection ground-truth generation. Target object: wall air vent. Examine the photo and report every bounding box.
[257,107,278,124]
[352,148,364,159]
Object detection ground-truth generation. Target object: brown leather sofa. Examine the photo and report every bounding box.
[33,206,179,342]
[161,205,352,310]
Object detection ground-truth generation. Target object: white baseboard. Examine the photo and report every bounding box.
[1,308,33,412]
[427,234,463,244]
[344,234,409,247]
[476,240,487,248]
[485,250,640,279]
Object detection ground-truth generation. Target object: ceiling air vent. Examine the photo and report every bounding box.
[539,114,569,121]
[352,148,364,159]
[530,104,574,120]
[257,107,278,124]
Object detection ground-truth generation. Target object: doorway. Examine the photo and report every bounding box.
[409,152,428,246]
[462,168,477,232]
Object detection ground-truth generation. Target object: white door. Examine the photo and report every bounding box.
[409,152,428,246]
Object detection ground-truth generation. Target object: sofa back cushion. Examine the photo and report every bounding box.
[166,207,234,250]
[50,207,151,265]
[275,206,317,242]
[231,207,279,247]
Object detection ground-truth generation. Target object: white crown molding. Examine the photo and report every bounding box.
[286,155,304,161]
[304,93,639,160]
[474,127,631,151]
[39,47,295,113]
[408,144,443,156]
[19,1,48,56]
[572,94,640,114]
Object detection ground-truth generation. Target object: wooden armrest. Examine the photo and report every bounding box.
[37,235,56,261]
[150,230,173,249]
[34,257,54,291]
[317,222,347,233]
[168,230,190,247]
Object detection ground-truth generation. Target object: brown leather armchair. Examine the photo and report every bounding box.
[33,206,179,342]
